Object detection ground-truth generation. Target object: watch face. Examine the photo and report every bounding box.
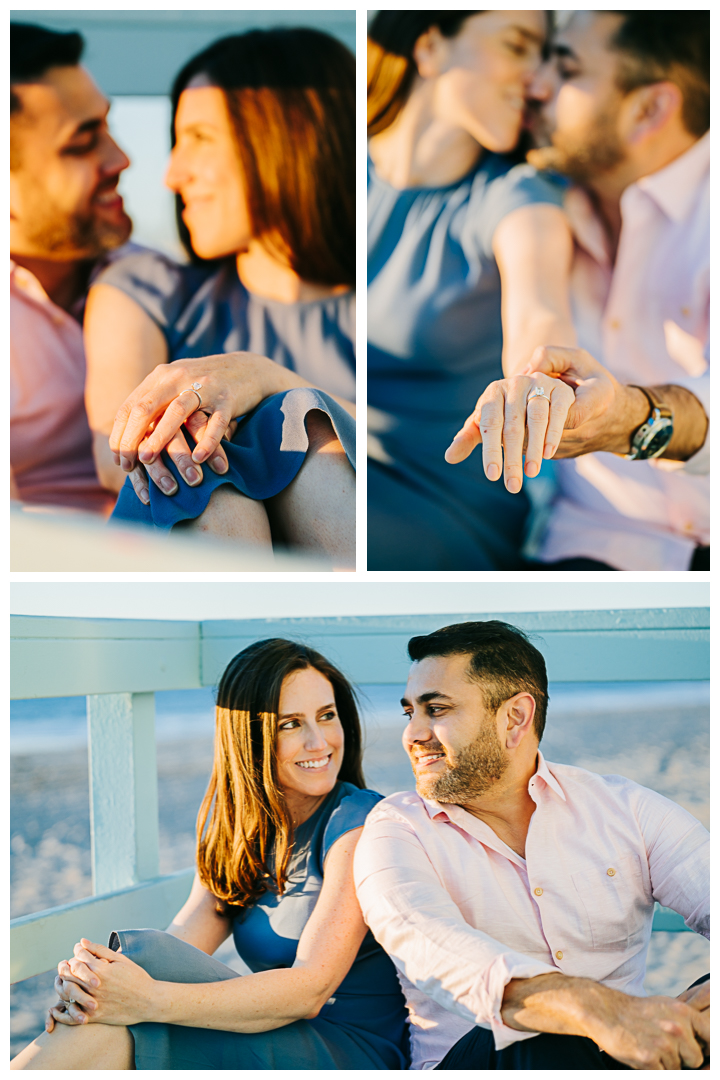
[639,418,674,458]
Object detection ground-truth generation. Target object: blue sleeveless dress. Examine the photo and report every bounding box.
[111,782,409,1070]
[93,251,356,528]
[367,154,565,569]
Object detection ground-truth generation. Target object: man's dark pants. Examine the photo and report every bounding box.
[435,974,709,1070]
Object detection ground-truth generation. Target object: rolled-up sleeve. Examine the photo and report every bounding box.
[637,789,710,938]
[354,812,556,1051]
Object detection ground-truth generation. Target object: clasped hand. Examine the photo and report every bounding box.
[45,938,155,1032]
[109,351,276,505]
[445,346,628,491]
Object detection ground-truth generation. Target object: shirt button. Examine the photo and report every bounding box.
[534,887,543,896]
[609,318,621,329]
[681,306,690,316]
[555,950,564,960]
[607,868,616,877]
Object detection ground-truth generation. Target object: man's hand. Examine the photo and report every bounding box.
[526,345,648,457]
[502,973,708,1070]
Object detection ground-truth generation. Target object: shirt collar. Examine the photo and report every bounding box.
[632,131,709,224]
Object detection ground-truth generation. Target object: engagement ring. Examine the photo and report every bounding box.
[526,386,547,402]
[178,382,203,410]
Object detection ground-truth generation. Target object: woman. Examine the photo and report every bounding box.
[85,28,356,564]
[11,640,409,1070]
[367,10,578,570]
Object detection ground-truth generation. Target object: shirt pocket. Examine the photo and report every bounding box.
[571,853,646,951]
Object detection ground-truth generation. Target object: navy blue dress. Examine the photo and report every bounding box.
[93,252,356,528]
[112,783,409,1070]
[367,154,565,569]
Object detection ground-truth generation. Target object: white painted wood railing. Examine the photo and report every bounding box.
[11,608,708,982]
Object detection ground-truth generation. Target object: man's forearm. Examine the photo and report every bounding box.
[501,973,610,1038]
[648,384,708,461]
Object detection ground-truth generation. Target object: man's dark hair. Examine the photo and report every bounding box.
[407,620,549,742]
[11,22,84,114]
[609,11,709,137]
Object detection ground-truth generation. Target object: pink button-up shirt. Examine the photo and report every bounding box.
[537,133,709,570]
[10,250,139,515]
[354,752,709,1069]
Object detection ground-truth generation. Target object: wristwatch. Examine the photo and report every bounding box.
[625,386,674,460]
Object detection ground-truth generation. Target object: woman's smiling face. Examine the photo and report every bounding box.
[165,81,252,259]
[420,10,548,153]
[275,667,345,814]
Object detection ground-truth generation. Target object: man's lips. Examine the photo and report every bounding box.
[412,751,446,769]
[93,188,125,213]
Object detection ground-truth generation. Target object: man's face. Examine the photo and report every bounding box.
[526,11,628,184]
[10,64,131,260]
[401,653,508,803]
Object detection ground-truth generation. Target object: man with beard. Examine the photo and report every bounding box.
[448,12,709,571]
[354,621,710,1070]
[11,22,133,512]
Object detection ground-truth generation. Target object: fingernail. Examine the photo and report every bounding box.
[210,455,227,473]
[138,449,153,464]
[507,477,521,494]
[139,487,150,505]
[159,476,177,495]
[486,464,500,481]
[192,447,208,463]
[525,460,539,478]
[544,443,556,459]
[121,455,133,472]
[185,466,200,485]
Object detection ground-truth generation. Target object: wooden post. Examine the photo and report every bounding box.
[86,692,160,895]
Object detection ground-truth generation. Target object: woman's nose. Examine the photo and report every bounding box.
[164,148,185,192]
[527,62,555,103]
[304,722,329,751]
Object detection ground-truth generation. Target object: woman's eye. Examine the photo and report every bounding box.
[505,41,528,57]
[279,719,300,731]
[319,711,337,722]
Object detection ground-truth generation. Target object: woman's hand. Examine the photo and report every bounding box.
[109,352,286,479]
[445,371,575,492]
[48,938,157,1027]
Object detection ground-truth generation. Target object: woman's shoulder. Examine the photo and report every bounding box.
[321,783,384,865]
[468,156,569,256]
[91,247,219,331]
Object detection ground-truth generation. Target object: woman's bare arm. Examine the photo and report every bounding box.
[164,873,233,954]
[493,202,577,375]
[84,284,169,493]
[446,202,578,491]
[55,827,369,1033]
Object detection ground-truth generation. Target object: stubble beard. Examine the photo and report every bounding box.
[527,100,627,186]
[413,721,509,804]
[25,204,131,258]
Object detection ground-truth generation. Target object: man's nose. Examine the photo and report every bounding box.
[101,134,130,177]
[404,711,433,744]
[527,62,555,104]
[164,148,184,193]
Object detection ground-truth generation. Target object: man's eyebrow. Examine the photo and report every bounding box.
[401,691,453,707]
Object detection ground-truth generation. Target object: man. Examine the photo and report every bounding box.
[451,12,709,570]
[10,22,132,513]
[354,621,709,1070]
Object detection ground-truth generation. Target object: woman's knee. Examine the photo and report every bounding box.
[304,410,345,456]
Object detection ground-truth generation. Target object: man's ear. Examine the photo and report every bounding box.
[502,693,536,749]
[413,26,447,80]
[622,81,683,145]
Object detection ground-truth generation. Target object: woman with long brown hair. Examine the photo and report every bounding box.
[12,640,409,1070]
[367,11,580,570]
[83,28,356,566]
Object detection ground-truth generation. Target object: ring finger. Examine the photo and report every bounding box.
[524,393,551,478]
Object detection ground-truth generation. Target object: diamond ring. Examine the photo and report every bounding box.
[178,382,203,410]
[526,386,547,403]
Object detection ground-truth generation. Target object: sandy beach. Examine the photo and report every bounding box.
[11,689,709,1058]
